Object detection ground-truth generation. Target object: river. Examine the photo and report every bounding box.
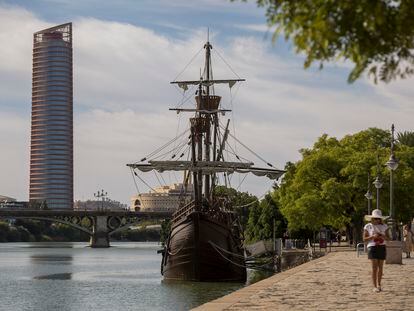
[0,242,266,311]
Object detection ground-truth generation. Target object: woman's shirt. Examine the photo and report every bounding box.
[364,223,388,247]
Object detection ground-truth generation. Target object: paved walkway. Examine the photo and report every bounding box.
[194,251,414,310]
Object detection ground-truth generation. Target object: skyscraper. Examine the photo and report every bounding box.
[30,23,73,209]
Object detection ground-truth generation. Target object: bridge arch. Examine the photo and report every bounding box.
[9,216,93,235]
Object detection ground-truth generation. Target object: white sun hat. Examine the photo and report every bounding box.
[364,209,389,221]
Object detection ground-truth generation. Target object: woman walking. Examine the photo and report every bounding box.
[403,224,413,258]
[363,209,390,293]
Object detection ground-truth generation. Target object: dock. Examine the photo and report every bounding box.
[193,249,414,310]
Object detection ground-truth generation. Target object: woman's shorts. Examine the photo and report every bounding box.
[368,245,386,260]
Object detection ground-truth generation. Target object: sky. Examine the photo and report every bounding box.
[0,0,413,205]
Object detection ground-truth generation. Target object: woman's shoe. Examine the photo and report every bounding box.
[373,287,380,293]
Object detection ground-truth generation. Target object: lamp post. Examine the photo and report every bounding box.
[373,176,382,210]
[364,172,373,215]
[373,154,383,211]
[94,189,108,211]
[386,124,399,240]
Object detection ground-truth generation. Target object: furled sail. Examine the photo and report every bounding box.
[127,160,284,180]
[171,79,245,91]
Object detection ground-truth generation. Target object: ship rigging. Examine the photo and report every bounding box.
[127,39,284,281]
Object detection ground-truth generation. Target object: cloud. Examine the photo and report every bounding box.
[1,4,414,204]
[234,23,274,34]
[0,112,30,199]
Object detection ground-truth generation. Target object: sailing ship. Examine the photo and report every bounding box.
[127,40,284,282]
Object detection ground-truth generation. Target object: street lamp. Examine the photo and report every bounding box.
[94,189,108,211]
[364,172,373,215]
[386,124,398,240]
[373,176,382,210]
[373,153,382,211]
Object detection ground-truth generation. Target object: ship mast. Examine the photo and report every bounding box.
[126,41,285,210]
[204,41,212,201]
[193,40,213,208]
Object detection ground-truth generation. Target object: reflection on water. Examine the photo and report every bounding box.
[161,279,242,309]
[31,254,73,264]
[246,269,274,285]
[34,273,72,280]
[26,242,76,248]
[0,243,272,311]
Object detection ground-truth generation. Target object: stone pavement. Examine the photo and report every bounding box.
[193,250,414,310]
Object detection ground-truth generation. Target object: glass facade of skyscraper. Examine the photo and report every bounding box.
[30,23,73,209]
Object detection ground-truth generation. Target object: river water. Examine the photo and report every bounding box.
[0,242,259,311]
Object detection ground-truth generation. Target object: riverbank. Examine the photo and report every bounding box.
[194,250,414,310]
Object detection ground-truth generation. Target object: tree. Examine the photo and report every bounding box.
[278,128,414,242]
[160,219,171,245]
[397,131,414,147]
[247,0,414,83]
[214,186,259,230]
[245,193,287,242]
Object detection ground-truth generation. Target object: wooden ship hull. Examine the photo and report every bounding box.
[161,205,246,282]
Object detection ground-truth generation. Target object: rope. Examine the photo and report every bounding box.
[175,84,198,109]
[130,167,141,195]
[235,174,248,191]
[133,170,157,192]
[153,171,164,188]
[137,128,189,162]
[151,138,189,161]
[208,240,245,259]
[167,243,186,256]
[172,45,204,82]
[233,200,258,209]
[212,48,242,79]
[209,241,275,271]
[223,126,274,168]
[208,241,248,269]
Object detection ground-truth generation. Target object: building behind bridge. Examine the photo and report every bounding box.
[29,23,74,210]
[74,199,128,211]
[0,195,28,209]
[130,183,193,212]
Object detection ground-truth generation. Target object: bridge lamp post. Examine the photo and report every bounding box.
[364,173,373,215]
[386,124,399,240]
[94,189,108,211]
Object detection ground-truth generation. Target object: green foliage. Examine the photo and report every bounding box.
[4,220,89,242]
[0,221,36,242]
[14,219,48,238]
[248,0,414,83]
[279,128,414,232]
[245,193,287,243]
[397,131,414,147]
[160,219,171,245]
[214,186,259,230]
[44,223,89,242]
[112,228,161,242]
[0,221,10,242]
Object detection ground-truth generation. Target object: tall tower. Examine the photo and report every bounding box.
[30,23,73,209]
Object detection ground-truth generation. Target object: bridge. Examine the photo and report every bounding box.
[0,209,172,248]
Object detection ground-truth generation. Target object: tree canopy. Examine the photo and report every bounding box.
[245,192,287,242]
[398,131,414,147]
[278,128,414,234]
[249,0,414,83]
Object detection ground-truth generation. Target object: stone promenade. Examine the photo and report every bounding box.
[194,250,414,310]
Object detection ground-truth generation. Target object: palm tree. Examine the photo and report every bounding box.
[397,131,414,147]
